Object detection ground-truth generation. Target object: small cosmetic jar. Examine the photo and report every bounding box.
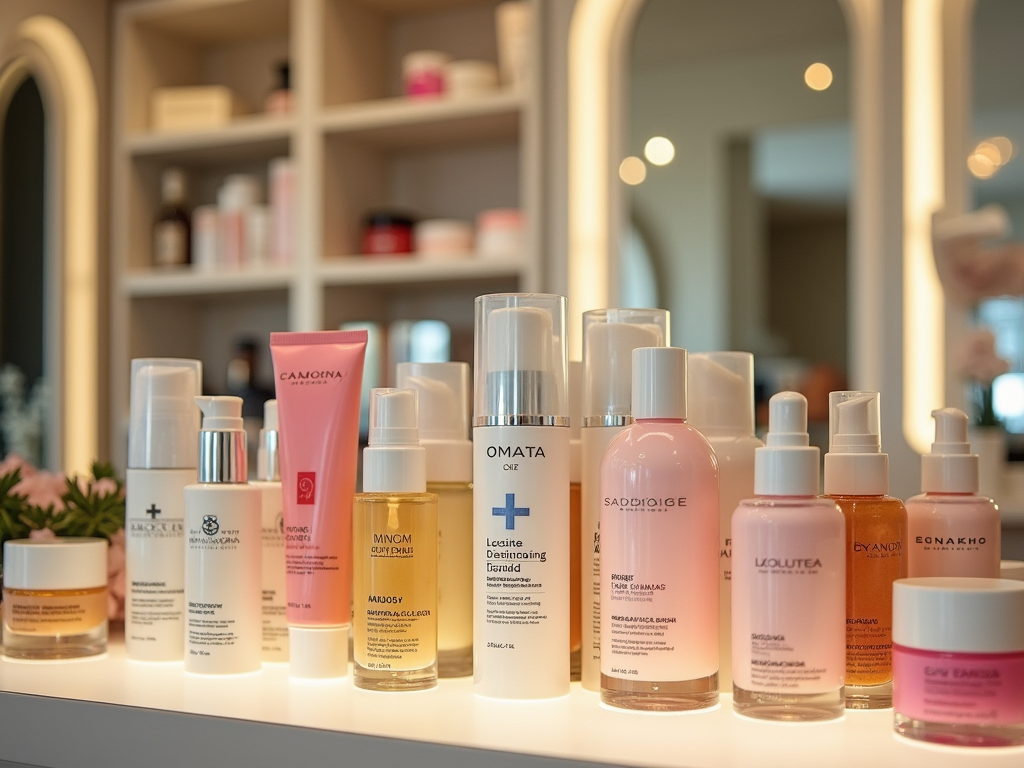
[443,60,499,99]
[414,219,474,258]
[403,51,450,98]
[892,577,1024,747]
[362,212,415,256]
[2,537,109,660]
[476,208,523,259]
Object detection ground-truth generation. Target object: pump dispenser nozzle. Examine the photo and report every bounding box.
[363,389,426,493]
[823,391,889,495]
[196,395,247,484]
[755,392,819,496]
[921,407,979,493]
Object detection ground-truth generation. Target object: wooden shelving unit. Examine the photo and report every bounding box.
[110,0,542,466]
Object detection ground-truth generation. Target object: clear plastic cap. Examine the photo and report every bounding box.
[128,358,202,470]
[474,293,567,426]
[396,362,470,441]
[688,352,755,436]
[921,407,978,493]
[755,392,820,496]
[632,347,687,420]
[582,308,668,425]
[823,390,889,495]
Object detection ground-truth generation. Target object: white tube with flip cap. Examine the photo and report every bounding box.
[688,352,762,692]
[580,308,668,691]
[125,358,201,661]
[474,293,569,699]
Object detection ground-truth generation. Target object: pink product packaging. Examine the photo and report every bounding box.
[893,577,1024,747]
[403,51,450,98]
[269,330,367,679]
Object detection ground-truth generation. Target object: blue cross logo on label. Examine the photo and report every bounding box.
[493,493,530,530]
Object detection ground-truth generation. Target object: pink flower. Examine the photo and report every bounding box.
[0,453,34,478]
[14,470,66,511]
[955,329,1010,384]
[28,528,55,540]
[93,477,120,498]
[107,528,126,621]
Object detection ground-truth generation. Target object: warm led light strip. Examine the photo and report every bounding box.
[903,0,945,455]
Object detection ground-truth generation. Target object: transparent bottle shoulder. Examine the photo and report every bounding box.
[905,492,997,509]
[355,492,439,505]
[737,496,841,511]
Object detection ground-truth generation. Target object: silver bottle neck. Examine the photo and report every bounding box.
[257,429,280,482]
[198,430,247,483]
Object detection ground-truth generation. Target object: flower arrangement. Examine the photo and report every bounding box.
[954,328,1010,427]
[0,454,126,620]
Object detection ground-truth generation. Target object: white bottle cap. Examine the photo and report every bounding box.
[582,308,668,426]
[893,577,1024,653]
[396,362,471,484]
[688,352,755,437]
[632,347,687,420]
[128,358,202,470]
[363,388,426,493]
[823,390,889,495]
[3,537,108,590]
[569,360,582,483]
[474,294,567,426]
[257,399,280,482]
[288,626,348,679]
[921,407,978,494]
[754,392,820,496]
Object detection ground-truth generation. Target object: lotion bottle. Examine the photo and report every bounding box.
[473,293,569,699]
[731,392,846,721]
[184,396,262,675]
[125,358,201,661]
[353,388,439,691]
[568,360,582,680]
[600,347,720,711]
[580,308,668,691]
[906,408,1001,578]
[823,391,907,709]
[688,351,763,692]
[396,362,472,678]
[254,399,288,662]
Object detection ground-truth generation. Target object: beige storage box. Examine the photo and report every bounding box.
[151,86,248,132]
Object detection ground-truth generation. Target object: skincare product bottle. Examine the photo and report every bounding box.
[396,362,473,678]
[731,392,846,721]
[823,391,907,709]
[906,408,1001,579]
[893,577,1024,747]
[2,538,109,660]
[264,61,291,115]
[184,396,262,675]
[125,357,201,661]
[568,360,582,681]
[688,351,763,692]
[153,167,190,268]
[353,388,439,691]
[600,347,719,711]
[254,399,288,662]
[473,293,570,699]
[580,308,668,691]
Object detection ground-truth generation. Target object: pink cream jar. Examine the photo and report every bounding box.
[892,577,1024,747]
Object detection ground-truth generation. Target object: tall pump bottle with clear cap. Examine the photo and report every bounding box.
[473,293,570,699]
[353,388,438,691]
[731,392,846,721]
[906,408,1001,578]
[396,362,472,678]
[580,308,668,691]
[823,390,907,709]
[125,357,201,661]
[600,347,720,711]
[183,396,262,675]
[688,351,763,691]
[253,399,287,662]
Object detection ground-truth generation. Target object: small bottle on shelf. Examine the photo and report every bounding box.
[265,61,292,116]
[153,167,191,268]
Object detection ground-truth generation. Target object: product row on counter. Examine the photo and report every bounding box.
[2,294,1023,751]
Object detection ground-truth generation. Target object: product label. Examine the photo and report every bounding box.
[474,426,570,697]
[296,472,316,505]
[154,220,187,267]
[2,588,106,635]
[259,483,288,659]
[907,500,1001,578]
[893,645,1024,725]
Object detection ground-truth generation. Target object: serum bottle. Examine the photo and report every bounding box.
[600,347,720,711]
[580,308,668,691]
[688,351,763,692]
[569,360,583,681]
[125,358,201,661]
[184,396,262,675]
[906,408,1001,578]
[474,293,569,700]
[353,388,439,691]
[732,392,846,721]
[396,362,472,678]
[824,391,907,709]
[254,399,288,662]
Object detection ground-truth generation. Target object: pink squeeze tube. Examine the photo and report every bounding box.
[270,330,367,678]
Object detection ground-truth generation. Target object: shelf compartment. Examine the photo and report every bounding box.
[319,255,524,287]
[126,116,294,164]
[121,267,295,297]
[320,91,522,149]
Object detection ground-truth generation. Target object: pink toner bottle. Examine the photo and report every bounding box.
[600,347,720,711]
[905,408,1001,579]
[732,392,846,721]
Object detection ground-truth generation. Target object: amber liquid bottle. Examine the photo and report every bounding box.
[823,391,907,710]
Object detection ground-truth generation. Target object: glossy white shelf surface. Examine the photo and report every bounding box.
[2,635,1022,768]
[319,255,525,286]
[120,267,295,297]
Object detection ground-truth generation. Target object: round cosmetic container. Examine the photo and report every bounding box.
[414,219,473,258]
[403,51,450,98]
[443,60,499,98]
[892,577,1024,747]
[362,212,415,256]
[476,208,523,259]
[2,537,109,660]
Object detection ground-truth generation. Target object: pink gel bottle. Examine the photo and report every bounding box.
[893,577,1024,747]
[905,408,1001,578]
[599,347,720,711]
[731,392,846,721]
